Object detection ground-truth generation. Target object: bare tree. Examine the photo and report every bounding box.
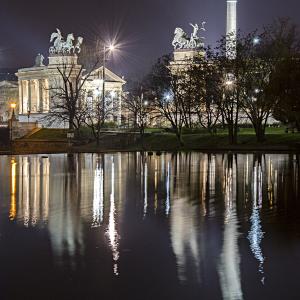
[153,72,186,146]
[83,93,116,145]
[188,51,223,132]
[123,89,154,147]
[46,59,98,136]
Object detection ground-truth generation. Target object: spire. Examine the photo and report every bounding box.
[226,0,237,59]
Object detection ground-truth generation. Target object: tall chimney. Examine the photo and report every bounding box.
[226,0,237,59]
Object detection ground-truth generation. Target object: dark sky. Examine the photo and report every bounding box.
[0,0,299,78]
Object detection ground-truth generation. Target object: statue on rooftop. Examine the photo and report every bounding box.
[172,22,206,50]
[34,53,45,67]
[49,29,83,55]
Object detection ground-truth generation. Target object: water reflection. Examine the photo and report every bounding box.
[1,152,300,299]
[248,158,265,284]
[9,158,17,220]
[92,156,104,227]
[218,155,243,300]
[106,156,120,276]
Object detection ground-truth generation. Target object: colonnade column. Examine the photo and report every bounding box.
[19,81,23,114]
[39,79,44,112]
[118,90,122,126]
[28,80,31,112]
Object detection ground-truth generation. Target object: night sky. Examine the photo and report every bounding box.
[0,0,299,78]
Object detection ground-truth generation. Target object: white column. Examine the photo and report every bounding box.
[19,81,23,114]
[118,90,122,126]
[28,80,32,111]
[226,0,237,59]
[39,79,43,112]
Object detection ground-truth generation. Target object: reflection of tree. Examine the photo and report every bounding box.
[218,154,243,300]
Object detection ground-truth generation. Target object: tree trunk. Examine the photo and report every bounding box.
[228,124,237,145]
[140,127,145,149]
[175,130,184,147]
[255,124,266,143]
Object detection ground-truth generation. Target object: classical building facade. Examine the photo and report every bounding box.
[0,80,19,122]
[16,29,126,128]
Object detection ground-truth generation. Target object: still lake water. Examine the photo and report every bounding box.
[0,152,299,299]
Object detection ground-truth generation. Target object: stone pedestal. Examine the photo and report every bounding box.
[169,49,205,74]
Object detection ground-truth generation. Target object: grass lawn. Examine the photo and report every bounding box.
[25,126,300,151]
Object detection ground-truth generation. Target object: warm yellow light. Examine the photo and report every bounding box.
[10,103,16,109]
[10,159,17,221]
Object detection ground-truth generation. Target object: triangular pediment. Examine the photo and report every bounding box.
[89,67,126,84]
[0,80,18,88]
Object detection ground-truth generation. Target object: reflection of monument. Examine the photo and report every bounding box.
[218,156,243,300]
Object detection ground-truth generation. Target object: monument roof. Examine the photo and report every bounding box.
[88,66,126,84]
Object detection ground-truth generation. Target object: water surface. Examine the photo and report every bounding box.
[0,152,299,299]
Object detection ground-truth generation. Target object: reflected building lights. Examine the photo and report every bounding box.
[165,161,171,216]
[17,156,50,227]
[106,157,120,276]
[143,162,148,217]
[92,160,104,228]
[22,157,30,227]
[42,157,50,221]
[201,158,207,216]
[171,196,201,283]
[248,161,265,284]
[154,157,158,213]
[219,157,243,300]
[9,158,17,221]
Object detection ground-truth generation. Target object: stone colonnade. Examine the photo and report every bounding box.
[19,79,49,114]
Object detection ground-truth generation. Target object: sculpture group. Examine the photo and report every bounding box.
[172,22,206,50]
[49,29,83,55]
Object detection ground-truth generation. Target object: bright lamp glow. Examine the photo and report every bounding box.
[10,103,16,109]
[110,91,116,98]
[108,44,115,51]
[164,92,172,101]
[253,37,260,45]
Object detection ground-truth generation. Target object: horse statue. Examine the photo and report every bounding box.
[172,28,190,49]
[50,28,63,54]
[49,29,82,55]
[61,33,75,54]
[73,36,84,54]
[172,23,206,50]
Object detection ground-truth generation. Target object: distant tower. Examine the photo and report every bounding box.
[226,0,237,59]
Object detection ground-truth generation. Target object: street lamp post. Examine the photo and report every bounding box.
[10,103,17,142]
[101,44,115,119]
[27,109,31,123]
